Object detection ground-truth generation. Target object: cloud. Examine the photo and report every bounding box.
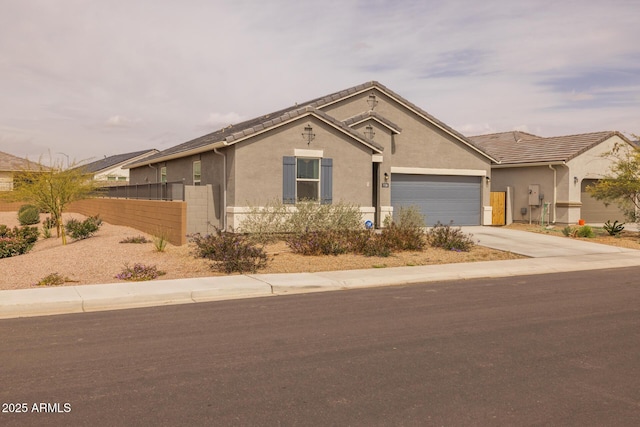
[204,112,245,129]
[105,115,141,128]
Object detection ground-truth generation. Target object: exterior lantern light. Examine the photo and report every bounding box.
[367,93,378,110]
[364,124,375,139]
[302,125,315,145]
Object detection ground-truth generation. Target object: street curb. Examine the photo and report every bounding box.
[2,252,640,320]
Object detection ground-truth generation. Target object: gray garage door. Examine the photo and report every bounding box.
[391,174,481,226]
[581,179,626,223]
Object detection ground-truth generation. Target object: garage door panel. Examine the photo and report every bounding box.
[391,174,481,226]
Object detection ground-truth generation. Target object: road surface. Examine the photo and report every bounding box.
[1,268,639,426]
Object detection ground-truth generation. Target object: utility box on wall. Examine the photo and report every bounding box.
[528,184,540,206]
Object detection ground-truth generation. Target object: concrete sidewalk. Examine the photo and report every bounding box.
[2,227,639,319]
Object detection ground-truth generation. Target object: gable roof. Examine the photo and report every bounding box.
[342,111,402,134]
[127,81,497,168]
[0,151,45,172]
[79,149,158,173]
[469,131,630,165]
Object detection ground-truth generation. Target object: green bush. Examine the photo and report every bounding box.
[65,215,102,240]
[43,216,56,229]
[240,200,364,240]
[427,221,475,252]
[17,204,40,225]
[603,220,625,236]
[190,228,268,274]
[576,225,595,238]
[0,225,39,258]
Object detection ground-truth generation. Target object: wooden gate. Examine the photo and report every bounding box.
[490,192,506,225]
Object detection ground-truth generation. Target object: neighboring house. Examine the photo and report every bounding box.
[80,149,158,185]
[126,81,498,230]
[0,151,44,191]
[470,131,633,224]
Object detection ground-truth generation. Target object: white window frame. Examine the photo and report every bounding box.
[160,166,167,183]
[296,157,320,202]
[193,160,201,186]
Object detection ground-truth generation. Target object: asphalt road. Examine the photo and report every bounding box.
[1,268,639,426]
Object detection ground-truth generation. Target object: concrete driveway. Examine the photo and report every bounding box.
[464,226,638,258]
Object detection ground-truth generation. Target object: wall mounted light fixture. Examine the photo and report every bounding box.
[485,176,491,184]
[302,125,315,145]
[367,93,378,110]
[364,124,375,139]
[384,172,389,182]
[574,176,579,185]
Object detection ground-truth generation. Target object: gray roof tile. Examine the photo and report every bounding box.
[469,131,624,164]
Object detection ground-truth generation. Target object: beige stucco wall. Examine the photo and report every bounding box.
[0,171,13,191]
[492,135,630,224]
[231,116,375,207]
[321,88,493,220]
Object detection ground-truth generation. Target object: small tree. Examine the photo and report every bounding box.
[587,136,640,222]
[2,158,97,245]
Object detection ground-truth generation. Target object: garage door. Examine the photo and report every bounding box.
[581,179,626,223]
[391,174,481,226]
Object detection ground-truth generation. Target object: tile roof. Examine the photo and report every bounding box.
[342,111,402,134]
[0,151,45,171]
[79,149,158,173]
[469,131,624,165]
[129,81,495,167]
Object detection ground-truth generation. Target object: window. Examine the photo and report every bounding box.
[296,158,319,201]
[283,157,332,204]
[160,166,167,183]
[193,160,201,186]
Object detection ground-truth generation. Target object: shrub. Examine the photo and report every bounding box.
[43,216,56,230]
[65,215,102,240]
[603,220,625,236]
[0,225,39,258]
[286,230,352,256]
[240,200,365,243]
[120,235,151,244]
[380,206,426,251]
[190,228,268,274]
[152,230,169,252]
[576,225,595,238]
[239,199,290,243]
[18,204,40,225]
[427,221,475,252]
[34,273,70,287]
[287,201,363,233]
[115,263,166,281]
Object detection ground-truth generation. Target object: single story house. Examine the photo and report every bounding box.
[470,130,633,224]
[126,81,499,230]
[0,151,46,191]
[79,149,158,185]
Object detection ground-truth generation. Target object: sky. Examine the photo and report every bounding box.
[1,0,639,165]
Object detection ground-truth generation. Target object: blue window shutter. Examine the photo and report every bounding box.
[283,156,295,204]
[321,158,333,205]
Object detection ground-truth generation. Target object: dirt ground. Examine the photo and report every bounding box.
[3,212,636,290]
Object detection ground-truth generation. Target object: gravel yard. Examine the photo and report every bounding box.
[0,211,527,290]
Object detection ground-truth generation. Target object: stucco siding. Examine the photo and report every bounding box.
[232,117,374,207]
[322,88,492,209]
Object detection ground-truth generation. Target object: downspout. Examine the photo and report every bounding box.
[213,148,227,231]
[148,164,157,182]
[548,164,557,224]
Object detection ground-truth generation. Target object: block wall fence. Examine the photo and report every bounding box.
[69,199,187,245]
